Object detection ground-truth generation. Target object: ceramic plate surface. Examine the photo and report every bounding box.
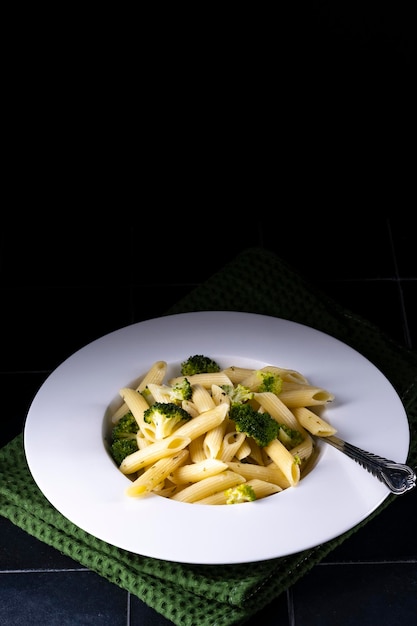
[24,311,410,564]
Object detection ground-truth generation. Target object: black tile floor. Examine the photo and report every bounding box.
[1,214,416,625]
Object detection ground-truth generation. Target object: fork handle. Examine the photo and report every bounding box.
[320,435,416,495]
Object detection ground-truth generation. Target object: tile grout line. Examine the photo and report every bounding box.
[0,567,88,573]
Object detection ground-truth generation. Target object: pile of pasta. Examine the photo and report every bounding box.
[110,360,336,504]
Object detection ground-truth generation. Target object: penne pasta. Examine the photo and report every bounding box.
[221,366,253,383]
[279,383,335,408]
[211,384,231,406]
[239,370,267,391]
[111,361,167,422]
[260,365,309,385]
[119,435,191,474]
[169,458,228,485]
[181,400,199,418]
[145,383,175,404]
[264,439,301,487]
[223,365,308,386]
[168,372,233,388]
[226,460,290,489]
[195,478,282,504]
[126,449,189,497]
[235,438,252,461]
[292,406,337,436]
[217,431,246,462]
[188,434,207,462]
[247,478,283,498]
[138,360,168,389]
[289,432,314,466]
[203,420,228,459]
[174,403,229,441]
[254,392,302,431]
[245,438,267,466]
[191,384,216,413]
[170,470,246,503]
[193,490,231,505]
[118,387,151,433]
[136,432,152,450]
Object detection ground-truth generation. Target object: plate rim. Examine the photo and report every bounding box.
[23,311,410,564]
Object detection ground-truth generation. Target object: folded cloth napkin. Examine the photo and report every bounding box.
[1,247,416,626]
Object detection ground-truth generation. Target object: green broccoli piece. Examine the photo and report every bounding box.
[111,412,139,440]
[278,424,304,450]
[170,378,192,403]
[220,383,254,404]
[225,483,257,504]
[143,402,192,440]
[180,355,221,376]
[144,380,192,406]
[255,370,283,395]
[229,403,279,447]
[111,438,139,466]
[110,412,139,465]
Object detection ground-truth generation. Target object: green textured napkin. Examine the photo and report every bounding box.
[1,247,416,626]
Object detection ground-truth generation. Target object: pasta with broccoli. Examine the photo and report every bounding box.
[107,355,335,504]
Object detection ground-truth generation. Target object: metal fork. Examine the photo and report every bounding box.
[318,435,416,495]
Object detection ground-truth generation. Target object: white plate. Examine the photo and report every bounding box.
[24,311,410,565]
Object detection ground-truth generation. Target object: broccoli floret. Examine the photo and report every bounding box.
[111,438,139,466]
[170,378,192,403]
[144,380,193,406]
[278,424,304,450]
[255,370,283,395]
[180,355,221,376]
[143,401,192,440]
[111,412,139,440]
[220,383,254,404]
[110,412,139,465]
[225,483,257,504]
[229,403,279,447]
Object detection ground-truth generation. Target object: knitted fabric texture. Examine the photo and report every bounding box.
[1,247,416,626]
